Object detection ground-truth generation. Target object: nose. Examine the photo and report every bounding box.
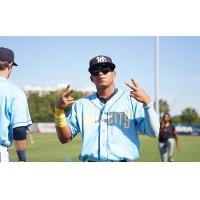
[97,71,104,76]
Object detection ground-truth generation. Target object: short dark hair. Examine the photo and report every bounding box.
[0,61,11,70]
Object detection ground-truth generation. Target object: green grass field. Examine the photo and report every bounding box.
[8,133,200,162]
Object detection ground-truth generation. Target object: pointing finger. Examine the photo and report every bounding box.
[66,84,70,90]
[125,82,137,91]
[64,84,72,93]
[131,78,139,87]
[63,87,73,97]
[63,89,73,98]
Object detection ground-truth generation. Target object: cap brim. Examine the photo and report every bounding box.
[13,62,18,66]
[89,62,115,72]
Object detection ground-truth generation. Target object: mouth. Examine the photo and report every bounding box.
[97,76,107,81]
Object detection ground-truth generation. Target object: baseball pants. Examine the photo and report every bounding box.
[0,145,9,162]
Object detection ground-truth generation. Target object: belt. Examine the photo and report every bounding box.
[87,159,128,162]
[0,145,8,151]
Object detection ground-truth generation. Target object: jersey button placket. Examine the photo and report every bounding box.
[104,109,109,161]
[99,109,107,161]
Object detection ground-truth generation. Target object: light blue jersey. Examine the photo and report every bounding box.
[67,89,159,161]
[0,76,32,147]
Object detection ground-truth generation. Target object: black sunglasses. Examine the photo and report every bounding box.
[90,67,113,76]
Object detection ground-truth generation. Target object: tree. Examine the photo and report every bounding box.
[171,115,181,124]
[27,90,88,122]
[159,99,170,116]
[181,107,199,124]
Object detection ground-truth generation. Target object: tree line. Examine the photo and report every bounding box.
[27,91,200,125]
[159,99,200,124]
[27,90,88,122]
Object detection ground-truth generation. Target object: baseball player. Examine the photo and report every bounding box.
[55,55,159,161]
[0,47,32,162]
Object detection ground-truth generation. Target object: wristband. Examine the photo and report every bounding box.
[55,107,67,127]
[143,101,153,109]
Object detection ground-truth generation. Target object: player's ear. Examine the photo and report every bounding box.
[8,62,13,70]
[113,71,116,78]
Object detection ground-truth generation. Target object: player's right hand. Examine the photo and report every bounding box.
[56,85,75,109]
[126,78,151,105]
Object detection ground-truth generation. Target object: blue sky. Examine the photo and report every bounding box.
[1,36,200,116]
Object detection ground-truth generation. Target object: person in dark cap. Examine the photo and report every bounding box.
[0,47,32,162]
[55,55,159,161]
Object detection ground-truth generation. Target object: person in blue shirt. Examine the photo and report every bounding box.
[0,47,32,162]
[55,55,159,161]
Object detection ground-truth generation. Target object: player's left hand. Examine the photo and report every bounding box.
[126,78,151,105]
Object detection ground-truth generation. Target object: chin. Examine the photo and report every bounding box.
[95,80,114,89]
[97,83,110,89]
[98,81,108,86]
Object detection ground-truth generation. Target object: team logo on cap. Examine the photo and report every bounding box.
[96,56,107,63]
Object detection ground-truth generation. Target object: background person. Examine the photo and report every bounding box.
[0,47,32,162]
[158,112,180,162]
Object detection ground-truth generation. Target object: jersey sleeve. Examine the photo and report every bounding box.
[132,99,160,137]
[10,89,32,129]
[66,102,81,139]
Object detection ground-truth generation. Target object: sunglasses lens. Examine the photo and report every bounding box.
[102,68,111,74]
[90,67,113,76]
[91,70,100,76]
